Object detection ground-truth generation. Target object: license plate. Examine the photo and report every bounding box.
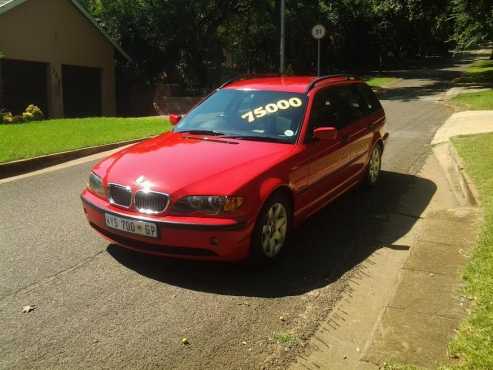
[105,213,158,238]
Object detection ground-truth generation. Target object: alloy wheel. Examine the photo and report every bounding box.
[368,146,381,184]
[260,202,288,258]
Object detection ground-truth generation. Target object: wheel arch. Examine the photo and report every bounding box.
[258,178,294,214]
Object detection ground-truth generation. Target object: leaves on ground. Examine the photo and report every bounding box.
[22,305,36,313]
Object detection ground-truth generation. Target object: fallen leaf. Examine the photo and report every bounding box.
[22,305,36,313]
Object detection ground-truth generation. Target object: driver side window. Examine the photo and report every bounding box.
[309,89,343,132]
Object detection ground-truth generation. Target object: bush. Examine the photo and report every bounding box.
[0,105,44,124]
[12,115,24,123]
[2,112,14,124]
[22,112,34,122]
[24,104,44,121]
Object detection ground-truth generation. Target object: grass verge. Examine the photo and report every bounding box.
[365,76,399,88]
[451,60,493,110]
[456,60,493,84]
[443,133,493,370]
[0,116,170,163]
[451,90,493,110]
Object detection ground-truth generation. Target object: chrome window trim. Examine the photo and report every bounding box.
[134,190,170,215]
[108,183,133,209]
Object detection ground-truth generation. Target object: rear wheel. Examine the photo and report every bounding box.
[364,144,382,187]
[250,193,292,264]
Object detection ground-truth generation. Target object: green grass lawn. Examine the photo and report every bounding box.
[456,60,493,84]
[452,60,493,110]
[443,133,493,370]
[0,116,170,163]
[451,89,493,110]
[365,76,399,88]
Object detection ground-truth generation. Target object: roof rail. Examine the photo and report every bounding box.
[220,73,282,89]
[305,74,358,93]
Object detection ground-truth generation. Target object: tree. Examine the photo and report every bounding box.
[451,0,493,58]
[77,0,456,88]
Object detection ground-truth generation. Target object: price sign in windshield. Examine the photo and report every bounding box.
[241,97,303,123]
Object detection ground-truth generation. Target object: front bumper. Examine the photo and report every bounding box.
[81,190,254,261]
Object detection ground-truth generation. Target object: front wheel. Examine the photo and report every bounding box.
[250,193,292,264]
[364,144,382,187]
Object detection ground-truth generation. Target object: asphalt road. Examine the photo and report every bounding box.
[0,63,465,369]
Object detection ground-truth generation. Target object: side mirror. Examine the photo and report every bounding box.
[313,127,338,141]
[169,114,182,125]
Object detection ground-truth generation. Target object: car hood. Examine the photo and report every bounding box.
[94,132,296,195]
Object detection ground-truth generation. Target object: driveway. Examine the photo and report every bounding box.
[0,63,463,369]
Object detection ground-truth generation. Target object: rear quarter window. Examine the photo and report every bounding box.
[356,84,383,113]
[330,85,366,122]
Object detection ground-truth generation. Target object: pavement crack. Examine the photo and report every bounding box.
[415,238,460,247]
[0,249,106,302]
[390,211,423,220]
[384,305,459,321]
[400,266,447,276]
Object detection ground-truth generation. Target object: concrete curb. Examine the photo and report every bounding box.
[432,142,479,207]
[430,110,493,207]
[447,142,480,205]
[0,137,148,180]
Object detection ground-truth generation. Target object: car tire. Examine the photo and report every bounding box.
[249,192,292,264]
[363,143,382,188]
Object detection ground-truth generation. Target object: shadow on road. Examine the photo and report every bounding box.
[370,51,493,102]
[376,68,464,102]
[108,171,436,298]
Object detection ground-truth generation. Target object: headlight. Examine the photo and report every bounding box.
[172,195,244,215]
[88,172,106,198]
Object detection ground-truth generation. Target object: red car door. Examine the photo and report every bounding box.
[353,83,386,168]
[297,88,353,216]
[330,85,374,177]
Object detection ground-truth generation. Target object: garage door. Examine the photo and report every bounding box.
[1,59,48,116]
[62,65,102,118]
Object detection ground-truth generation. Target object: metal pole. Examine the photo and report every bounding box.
[280,0,285,75]
[317,39,321,76]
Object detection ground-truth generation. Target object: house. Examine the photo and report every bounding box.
[0,0,129,118]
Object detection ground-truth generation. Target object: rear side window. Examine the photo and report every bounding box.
[356,84,382,113]
[330,85,366,124]
[308,84,380,137]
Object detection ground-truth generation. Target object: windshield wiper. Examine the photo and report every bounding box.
[177,129,225,136]
[222,135,289,143]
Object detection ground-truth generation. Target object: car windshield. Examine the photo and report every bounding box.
[174,89,307,143]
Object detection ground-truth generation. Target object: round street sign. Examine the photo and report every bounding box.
[311,24,326,40]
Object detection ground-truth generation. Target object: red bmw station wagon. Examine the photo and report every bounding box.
[81,75,388,263]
